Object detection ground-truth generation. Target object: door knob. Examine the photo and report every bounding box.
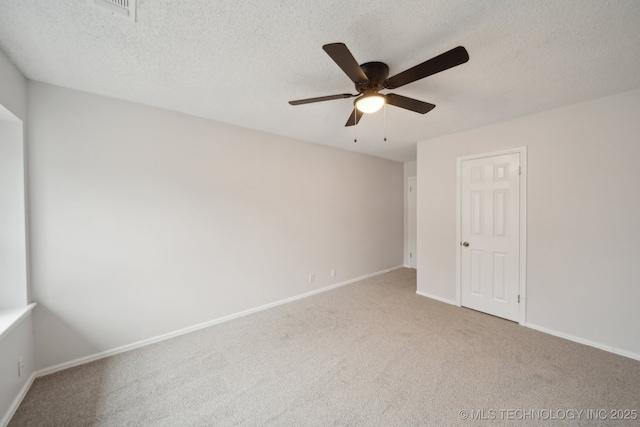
[462,242,469,247]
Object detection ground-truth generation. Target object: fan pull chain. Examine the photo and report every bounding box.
[353,106,357,143]
[383,103,387,142]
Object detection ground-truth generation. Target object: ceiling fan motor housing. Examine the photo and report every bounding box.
[356,62,389,94]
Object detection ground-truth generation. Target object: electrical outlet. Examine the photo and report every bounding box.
[18,357,24,377]
[308,273,315,283]
[331,269,336,278]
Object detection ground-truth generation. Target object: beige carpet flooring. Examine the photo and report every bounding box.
[10,268,640,426]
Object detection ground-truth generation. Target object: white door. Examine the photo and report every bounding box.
[460,153,520,321]
[408,177,417,269]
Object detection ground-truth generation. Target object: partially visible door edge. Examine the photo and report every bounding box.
[408,176,417,269]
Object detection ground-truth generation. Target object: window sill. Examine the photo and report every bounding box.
[0,303,36,342]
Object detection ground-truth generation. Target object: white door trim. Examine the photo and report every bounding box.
[456,146,527,325]
[408,176,417,269]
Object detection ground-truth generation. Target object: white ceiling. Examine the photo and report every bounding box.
[1,0,640,162]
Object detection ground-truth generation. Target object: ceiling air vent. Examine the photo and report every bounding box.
[90,0,136,22]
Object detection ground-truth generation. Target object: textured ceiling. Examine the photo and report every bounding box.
[1,0,640,162]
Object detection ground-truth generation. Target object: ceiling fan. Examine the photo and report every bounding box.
[289,43,469,126]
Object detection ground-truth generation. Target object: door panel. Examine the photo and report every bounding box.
[461,153,520,321]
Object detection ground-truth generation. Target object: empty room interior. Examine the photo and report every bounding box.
[1,1,640,426]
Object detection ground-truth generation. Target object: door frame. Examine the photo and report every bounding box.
[455,146,528,325]
[408,176,417,269]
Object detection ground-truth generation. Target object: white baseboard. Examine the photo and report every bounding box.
[416,290,458,306]
[1,372,36,427]
[525,323,640,362]
[414,294,640,361]
[36,265,405,377]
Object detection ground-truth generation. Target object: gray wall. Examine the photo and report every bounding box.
[27,82,404,371]
[0,47,33,426]
[0,120,28,310]
[0,317,34,425]
[417,88,640,358]
[0,49,26,122]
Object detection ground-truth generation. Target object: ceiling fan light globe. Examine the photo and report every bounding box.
[356,94,386,114]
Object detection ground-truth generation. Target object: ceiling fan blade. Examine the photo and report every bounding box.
[384,46,469,89]
[385,93,435,114]
[344,108,364,127]
[323,43,369,84]
[289,93,356,105]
